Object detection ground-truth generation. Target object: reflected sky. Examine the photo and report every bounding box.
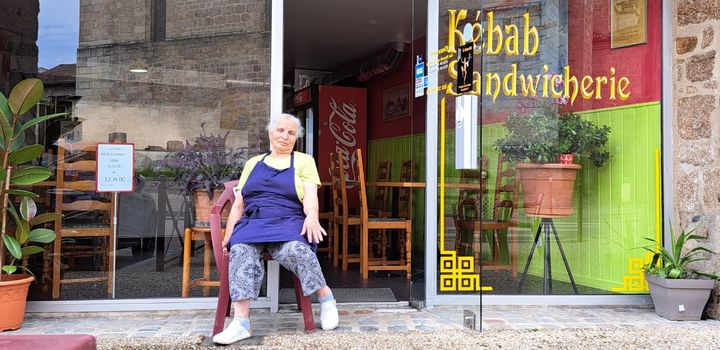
[38,0,79,69]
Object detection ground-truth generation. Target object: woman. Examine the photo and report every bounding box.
[213,113,339,345]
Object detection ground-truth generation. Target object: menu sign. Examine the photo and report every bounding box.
[96,143,135,192]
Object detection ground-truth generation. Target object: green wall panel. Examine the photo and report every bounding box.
[514,102,660,292]
[366,102,660,293]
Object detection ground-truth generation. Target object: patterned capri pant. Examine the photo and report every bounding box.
[229,240,327,301]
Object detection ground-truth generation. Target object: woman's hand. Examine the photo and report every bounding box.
[301,216,327,244]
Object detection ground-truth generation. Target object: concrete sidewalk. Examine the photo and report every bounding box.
[3,304,720,349]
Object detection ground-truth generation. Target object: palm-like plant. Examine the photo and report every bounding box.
[643,225,720,280]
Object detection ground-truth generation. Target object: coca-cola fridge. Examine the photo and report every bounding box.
[293,85,367,190]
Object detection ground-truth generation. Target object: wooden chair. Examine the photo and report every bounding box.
[329,153,361,270]
[52,140,114,299]
[454,154,518,276]
[317,207,334,260]
[355,149,412,280]
[209,181,315,335]
[397,159,415,219]
[369,160,391,259]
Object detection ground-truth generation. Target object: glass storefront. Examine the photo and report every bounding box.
[428,0,661,301]
[1,0,662,314]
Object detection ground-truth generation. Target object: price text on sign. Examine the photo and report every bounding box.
[96,143,135,192]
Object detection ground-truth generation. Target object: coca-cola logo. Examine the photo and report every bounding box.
[328,97,358,185]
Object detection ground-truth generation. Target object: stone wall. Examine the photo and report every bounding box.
[76,0,270,153]
[0,0,39,92]
[79,0,148,46]
[166,0,267,39]
[672,0,720,319]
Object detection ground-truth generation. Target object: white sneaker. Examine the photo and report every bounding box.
[320,300,339,331]
[212,319,252,345]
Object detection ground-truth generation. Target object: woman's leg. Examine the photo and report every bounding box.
[268,241,338,330]
[213,243,264,344]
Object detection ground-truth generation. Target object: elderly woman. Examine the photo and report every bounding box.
[212,113,338,345]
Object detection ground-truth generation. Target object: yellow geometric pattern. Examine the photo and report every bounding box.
[438,96,492,292]
[439,250,492,291]
[610,252,654,293]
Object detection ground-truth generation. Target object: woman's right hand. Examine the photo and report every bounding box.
[222,238,229,251]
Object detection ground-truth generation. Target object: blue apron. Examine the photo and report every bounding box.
[229,152,311,247]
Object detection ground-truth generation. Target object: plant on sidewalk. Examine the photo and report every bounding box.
[642,225,720,280]
[0,79,65,281]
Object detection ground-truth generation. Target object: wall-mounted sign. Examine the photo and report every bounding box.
[456,42,474,94]
[414,54,426,98]
[611,0,647,49]
[96,143,135,192]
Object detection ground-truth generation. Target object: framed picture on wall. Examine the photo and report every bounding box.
[610,0,647,49]
[382,84,411,121]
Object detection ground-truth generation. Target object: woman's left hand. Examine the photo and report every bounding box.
[301,216,327,244]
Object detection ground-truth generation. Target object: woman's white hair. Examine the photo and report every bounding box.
[266,113,304,137]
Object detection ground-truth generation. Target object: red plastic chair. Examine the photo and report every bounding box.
[210,180,315,335]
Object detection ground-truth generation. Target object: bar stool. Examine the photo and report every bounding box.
[181,227,223,297]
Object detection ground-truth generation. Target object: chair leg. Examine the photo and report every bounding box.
[405,222,412,281]
[361,226,369,280]
[181,228,192,297]
[292,275,315,333]
[341,222,349,271]
[202,233,212,296]
[213,252,231,336]
[267,260,279,313]
[52,239,61,299]
[333,221,340,267]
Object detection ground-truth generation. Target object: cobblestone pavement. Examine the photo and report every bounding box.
[4,304,720,349]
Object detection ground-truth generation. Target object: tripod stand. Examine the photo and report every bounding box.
[518,217,578,294]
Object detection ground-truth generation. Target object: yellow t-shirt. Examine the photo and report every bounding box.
[234,151,321,200]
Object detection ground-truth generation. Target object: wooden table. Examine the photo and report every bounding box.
[366,180,487,217]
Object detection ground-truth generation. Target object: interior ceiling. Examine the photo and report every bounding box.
[284,0,427,73]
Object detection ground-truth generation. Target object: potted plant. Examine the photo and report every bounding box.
[164,123,247,226]
[494,105,610,217]
[0,79,64,331]
[642,225,720,321]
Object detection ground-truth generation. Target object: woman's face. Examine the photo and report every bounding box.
[269,117,298,154]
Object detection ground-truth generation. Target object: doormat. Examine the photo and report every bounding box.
[278,287,397,303]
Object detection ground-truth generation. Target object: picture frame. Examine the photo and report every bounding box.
[610,0,647,49]
[382,84,411,121]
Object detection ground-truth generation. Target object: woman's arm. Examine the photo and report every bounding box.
[222,192,244,249]
[301,181,327,244]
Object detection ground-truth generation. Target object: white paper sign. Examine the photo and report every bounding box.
[96,143,135,192]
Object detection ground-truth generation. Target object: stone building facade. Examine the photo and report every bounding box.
[75,0,270,151]
[0,0,39,94]
[673,0,720,318]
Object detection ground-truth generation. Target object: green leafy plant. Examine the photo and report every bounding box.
[643,225,720,280]
[0,79,65,280]
[494,104,611,167]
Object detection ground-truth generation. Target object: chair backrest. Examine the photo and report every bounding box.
[372,160,391,211]
[398,159,414,218]
[329,153,351,221]
[354,148,370,223]
[209,180,238,268]
[54,140,113,231]
[491,154,517,222]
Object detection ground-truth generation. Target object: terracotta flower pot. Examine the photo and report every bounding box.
[0,274,34,332]
[193,190,230,227]
[558,154,574,164]
[516,163,581,217]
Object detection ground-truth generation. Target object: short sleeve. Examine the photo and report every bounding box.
[297,153,321,186]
